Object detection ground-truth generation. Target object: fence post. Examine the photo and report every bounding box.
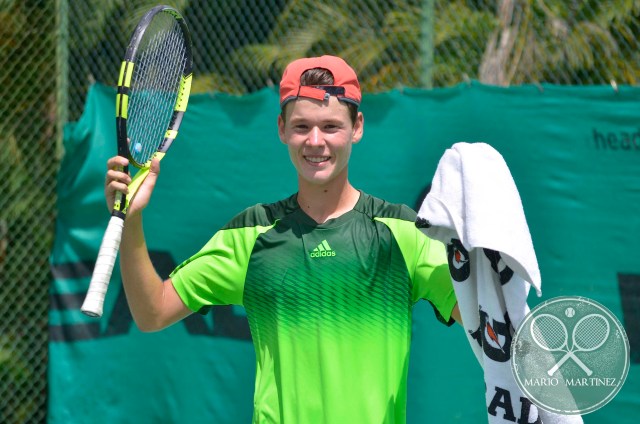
[420,0,434,89]
[56,0,69,159]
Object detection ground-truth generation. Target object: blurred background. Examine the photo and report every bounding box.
[1,0,639,422]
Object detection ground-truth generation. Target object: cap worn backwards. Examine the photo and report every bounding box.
[279,55,362,109]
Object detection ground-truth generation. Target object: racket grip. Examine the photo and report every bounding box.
[548,354,571,376]
[81,215,125,318]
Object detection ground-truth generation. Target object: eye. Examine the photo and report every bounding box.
[323,123,341,132]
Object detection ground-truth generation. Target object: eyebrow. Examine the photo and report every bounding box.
[288,116,346,126]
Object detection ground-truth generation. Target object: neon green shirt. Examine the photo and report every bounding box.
[171,191,456,423]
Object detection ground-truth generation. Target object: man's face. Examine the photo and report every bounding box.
[278,96,363,189]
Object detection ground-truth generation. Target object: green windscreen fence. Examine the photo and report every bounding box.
[50,82,639,423]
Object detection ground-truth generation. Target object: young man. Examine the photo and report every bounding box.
[105,55,460,423]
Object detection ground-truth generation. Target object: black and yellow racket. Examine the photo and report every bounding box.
[81,5,193,318]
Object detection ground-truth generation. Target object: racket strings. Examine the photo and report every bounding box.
[572,315,609,351]
[530,315,567,350]
[128,14,188,165]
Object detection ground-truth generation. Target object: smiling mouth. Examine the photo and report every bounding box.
[304,156,330,164]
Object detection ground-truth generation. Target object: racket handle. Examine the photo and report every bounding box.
[81,215,125,318]
[548,353,572,376]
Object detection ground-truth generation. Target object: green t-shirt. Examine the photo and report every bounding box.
[171,191,456,424]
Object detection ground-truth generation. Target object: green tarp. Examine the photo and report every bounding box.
[49,82,639,423]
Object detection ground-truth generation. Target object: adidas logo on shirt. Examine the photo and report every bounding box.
[309,240,336,258]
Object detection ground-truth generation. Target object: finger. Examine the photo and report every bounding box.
[108,181,130,196]
[106,168,131,186]
[149,158,161,175]
[107,156,129,170]
[142,158,161,189]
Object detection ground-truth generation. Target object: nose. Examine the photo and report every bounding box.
[307,126,324,146]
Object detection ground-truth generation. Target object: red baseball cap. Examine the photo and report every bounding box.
[279,55,362,108]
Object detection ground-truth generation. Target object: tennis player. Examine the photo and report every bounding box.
[105,55,461,423]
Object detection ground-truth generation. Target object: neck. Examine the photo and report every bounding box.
[297,178,360,224]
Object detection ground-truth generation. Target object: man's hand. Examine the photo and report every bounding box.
[105,156,160,217]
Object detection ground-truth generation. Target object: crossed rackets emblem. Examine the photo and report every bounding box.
[529,313,610,376]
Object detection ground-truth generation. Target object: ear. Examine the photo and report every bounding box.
[351,111,364,144]
[277,113,286,144]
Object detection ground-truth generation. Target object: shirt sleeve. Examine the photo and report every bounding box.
[375,217,457,325]
[170,224,272,313]
[411,234,457,326]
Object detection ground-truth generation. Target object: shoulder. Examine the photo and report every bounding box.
[357,192,431,246]
[222,194,300,230]
[355,191,417,222]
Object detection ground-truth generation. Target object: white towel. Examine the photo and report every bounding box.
[417,142,582,424]
[419,142,541,296]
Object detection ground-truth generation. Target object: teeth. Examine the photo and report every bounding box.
[305,156,329,163]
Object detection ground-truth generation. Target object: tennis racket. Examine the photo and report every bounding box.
[529,313,590,376]
[547,313,609,376]
[81,5,193,318]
